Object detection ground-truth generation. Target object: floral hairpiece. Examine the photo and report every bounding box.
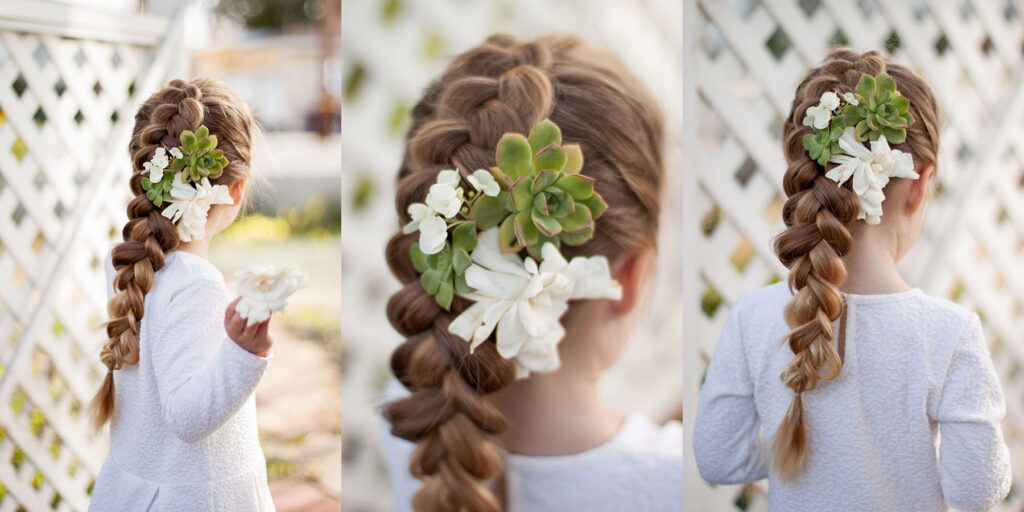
[801,72,919,224]
[403,119,621,378]
[141,125,234,241]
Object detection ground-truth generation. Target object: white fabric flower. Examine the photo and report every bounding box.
[802,104,832,130]
[417,215,448,254]
[843,92,859,106]
[234,266,308,326]
[160,175,234,242]
[826,127,918,225]
[448,229,622,378]
[820,91,840,111]
[467,169,500,197]
[144,147,170,183]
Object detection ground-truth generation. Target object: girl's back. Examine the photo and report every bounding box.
[695,282,1010,511]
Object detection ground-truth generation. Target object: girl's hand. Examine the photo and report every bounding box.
[224,297,273,357]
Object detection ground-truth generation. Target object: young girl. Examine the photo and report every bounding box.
[694,49,1012,510]
[378,35,682,511]
[88,79,276,510]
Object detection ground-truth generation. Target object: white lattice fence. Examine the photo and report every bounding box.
[0,2,184,510]
[341,0,682,509]
[683,0,1024,510]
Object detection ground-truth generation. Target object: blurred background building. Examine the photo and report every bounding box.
[341,1,683,510]
[0,0,339,510]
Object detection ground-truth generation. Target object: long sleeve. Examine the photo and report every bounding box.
[693,295,768,484]
[148,275,271,443]
[934,315,1011,511]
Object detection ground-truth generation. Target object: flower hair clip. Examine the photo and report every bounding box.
[801,72,919,224]
[141,125,234,241]
[403,119,620,377]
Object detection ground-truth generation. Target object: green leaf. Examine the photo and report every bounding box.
[448,224,474,255]
[435,279,454,310]
[498,215,521,253]
[409,244,430,273]
[561,144,584,174]
[531,169,561,194]
[808,145,822,161]
[206,134,218,150]
[180,131,197,152]
[555,174,595,200]
[580,192,608,218]
[802,133,818,150]
[883,127,906,144]
[829,116,846,140]
[855,120,870,140]
[141,177,153,189]
[533,193,550,216]
[510,176,534,210]
[533,144,567,172]
[877,72,896,92]
[455,273,473,294]
[421,269,443,295]
[515,210,539,247]
[468,194,508,230]
[559,228,593,246]
[532,212,562,237]
[857,74,876,96]
[560,204,593,233]
[196,125,209,139]
[162,180,172,192]
[496,133,534,179]
[553,194,576,217]
[452,247,472,275]
[891,96,909,114]
[528,119,562,154]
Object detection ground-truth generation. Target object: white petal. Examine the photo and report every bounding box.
[436,169,461,188]
[417,216,447,254]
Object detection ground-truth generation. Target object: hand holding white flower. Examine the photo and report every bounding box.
[234,266,308,327]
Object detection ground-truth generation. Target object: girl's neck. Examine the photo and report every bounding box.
[177,238,211,259]
[840,225,911,295]
[488,361,624,457]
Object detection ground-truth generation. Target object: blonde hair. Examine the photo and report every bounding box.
[90,78,255,429]
[772,49,940,479]
[383,34,664,511]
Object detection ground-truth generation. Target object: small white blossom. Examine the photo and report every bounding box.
[820,91,840,111]
[467,169,500,197]
[403,203,432,234]
[436,169,461,189]
[425,182,463,218]
[418,215,448,255]
[235,266,308,326]
[843,92,859,106]
[143,147,170,183]
[803,104,832,130]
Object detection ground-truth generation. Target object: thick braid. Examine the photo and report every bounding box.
[771,49,940,479]
[91,80,207,428]
[384,36,555,512]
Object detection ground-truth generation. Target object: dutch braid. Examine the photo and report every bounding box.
[384,34,665,511]
[91,78,255,429]
[772,49,940,479]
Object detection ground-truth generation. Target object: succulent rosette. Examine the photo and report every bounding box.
[141,125,230,207]
[468,119,607,260]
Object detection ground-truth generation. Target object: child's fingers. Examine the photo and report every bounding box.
[255,320,270,339]
[226,310,247,335]
[224,297,242,324]
[241,318,260,339]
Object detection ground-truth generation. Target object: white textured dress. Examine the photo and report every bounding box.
[380,381,683,512]
[89,250,274,511]
[694,283,1011,511]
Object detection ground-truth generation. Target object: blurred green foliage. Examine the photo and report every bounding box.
[216,0,337,30]
[220,196,341,244]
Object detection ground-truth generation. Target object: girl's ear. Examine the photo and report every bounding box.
[229,179,248,207]
[907,164,935,215]
[612,248,654,316]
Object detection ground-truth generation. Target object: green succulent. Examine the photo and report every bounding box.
[468,119,607,260]
[171,125,229,183]
[409,221,477,310]
[845,72,914,144]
